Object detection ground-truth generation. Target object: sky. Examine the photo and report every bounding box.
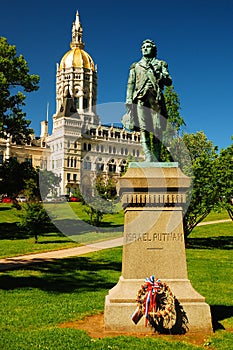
[0,0,233,150]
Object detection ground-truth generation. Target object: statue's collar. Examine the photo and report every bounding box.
[138,57,157,68]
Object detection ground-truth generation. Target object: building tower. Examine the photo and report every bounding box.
[46,11,99,196]
[56,11,98,119]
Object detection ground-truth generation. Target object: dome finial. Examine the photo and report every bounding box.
[70,10,84,49]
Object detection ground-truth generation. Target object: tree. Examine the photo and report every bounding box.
[181,131,219,238]
[161,85,186,162]
[84,198,105,227]
[216,140,233,219]
[18,168,61,201]
[0,158,37,197]
[0,37,39,143]
[17,202,52,243]
[164,85,185,135]
[0,158,61,201]
[95,174,117,200]
[82,174,118,228]
[39,169,61,200]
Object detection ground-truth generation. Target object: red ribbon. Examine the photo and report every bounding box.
[143,277,161,326]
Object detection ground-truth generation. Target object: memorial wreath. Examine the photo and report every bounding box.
[131,275,177,330]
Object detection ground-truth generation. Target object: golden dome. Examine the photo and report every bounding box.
[59,47,95,71]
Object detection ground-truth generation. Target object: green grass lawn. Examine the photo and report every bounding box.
[203,209,230,222]
[0,203,231,259]
[0,219,233,349]
[0,203,124,258]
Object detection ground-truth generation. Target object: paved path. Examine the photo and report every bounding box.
[197,219,231,226]
[0,219,231,271]
[0,237,123,271]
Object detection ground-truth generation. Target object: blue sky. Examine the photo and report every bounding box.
[0,0,232,150]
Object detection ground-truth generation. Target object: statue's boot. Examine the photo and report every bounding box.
[141,131,155,162]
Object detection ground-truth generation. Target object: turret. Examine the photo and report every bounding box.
[55,11,97,117]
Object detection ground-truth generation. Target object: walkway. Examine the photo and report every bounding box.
[0,237,123,271]
[197,219,231,226]
[0,219,231,271]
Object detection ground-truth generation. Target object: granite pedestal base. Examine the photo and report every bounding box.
[104,163,213,334]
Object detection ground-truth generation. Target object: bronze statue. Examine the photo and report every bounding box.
[124,39,172,161]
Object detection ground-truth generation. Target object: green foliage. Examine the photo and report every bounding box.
[161,85,186,162]
[0,157,37,197]
[39,169,61,199]
[0,37,39,142]
[17,202,52,243]
[216,141,233,220]
[164,85,185,134]
[182,131,219,238]
[84,203,103,227]
[83,196,110,227]
[83,174,119,227]
[95,174,117,200]
[0,158,61,201]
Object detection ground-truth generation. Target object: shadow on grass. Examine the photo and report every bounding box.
[211,305,233,331]
[0,223,31,240]
[186,236,233,250]
[37,240,74,244]
[0,222,62,240]
[0,254,122,293]
[53,219,123,235]
[0,207,11,211]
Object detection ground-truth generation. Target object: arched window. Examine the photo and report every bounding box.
[109,164,116,172]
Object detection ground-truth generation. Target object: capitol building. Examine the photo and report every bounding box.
[0,11,143,196]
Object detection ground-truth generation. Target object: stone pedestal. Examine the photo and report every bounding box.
[104,162,213,333]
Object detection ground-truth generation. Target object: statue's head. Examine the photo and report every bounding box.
[141,39,157,58]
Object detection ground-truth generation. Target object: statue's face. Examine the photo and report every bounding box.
[141,42,154,58]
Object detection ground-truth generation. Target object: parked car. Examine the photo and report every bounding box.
[44,196,54,202]
[69,196,81,202]
[1,197,12,203]
[44,195,69,203]
[16,195,28,202]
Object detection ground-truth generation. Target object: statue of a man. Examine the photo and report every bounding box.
[125,39,172,161]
